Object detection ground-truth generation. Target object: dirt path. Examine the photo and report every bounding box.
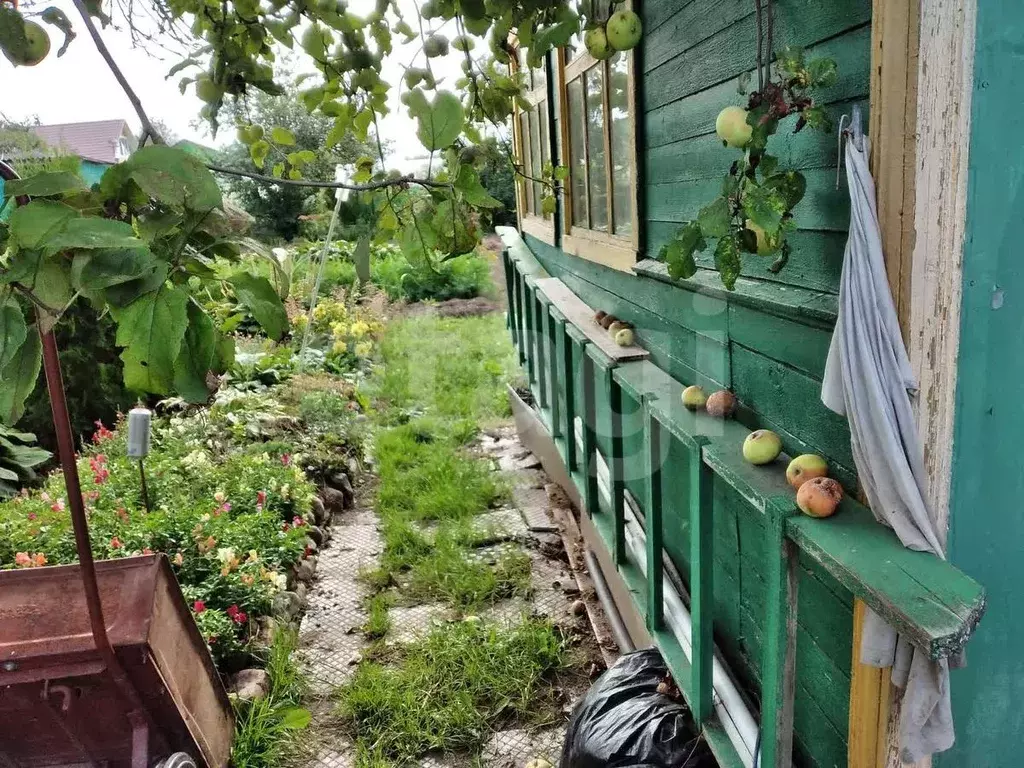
[297,426,612,768]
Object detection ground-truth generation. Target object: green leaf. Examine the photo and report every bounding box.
[1,250,73,310]
[0,300,27,371]
[759,154,780,178]
[270,127,296,146]
[714,234,742,291]
[353,109,374,142]
[0,328,41,425]
[40,7,76,56]
[660,221,705,280]
[763,170,807,211]
[71,247,158,292]
[277,707,312,730]
[173,300,218,403]
[697,196,731,238]
[801,106,832,132]
[102,262,169,308]
[454,165,503,209]
[43,217,143,256]
[113,284,189,394]
[776,45,805,75]
[414,91,465,151]
[741,183,787,235]
[119,146,223,211]
[7,200,77,249]
[5,172,86,199]
[250,140,271,170]
[228,272,288,341]
[806,57,838,88]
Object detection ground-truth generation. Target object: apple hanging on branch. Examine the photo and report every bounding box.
[658,46,838,290]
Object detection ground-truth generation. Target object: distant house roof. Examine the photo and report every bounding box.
[31,120,136,164]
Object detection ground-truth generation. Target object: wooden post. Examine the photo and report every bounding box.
[609,377,627,566]
[644,413,664,630]
[523,279,537,385]
[503,251,517,346]
[581,349,598,517]
[689,437,714,725]
[548,309,562,439]
[514,269,527,368]
[761,498,799,768]
[853,0,976,766]
[535,295,548,410]
[561,324,578,473]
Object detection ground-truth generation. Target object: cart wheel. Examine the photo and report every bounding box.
[151,753,198,768]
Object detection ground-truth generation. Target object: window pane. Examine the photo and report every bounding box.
[531,60,547,93]
[538,100,551,218]
[530,105,543,213]
[567,78,588,228]
[585,65,608,232]
[519,111,533,215]
[609,53,632,235]
[565,33,582,63]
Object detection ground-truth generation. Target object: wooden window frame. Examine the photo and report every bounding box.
[512,51,556,245]
[556,38,640,273]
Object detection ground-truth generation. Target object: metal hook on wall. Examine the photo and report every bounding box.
[836,114,851,190]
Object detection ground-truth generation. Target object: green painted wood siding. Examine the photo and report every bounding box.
[643,0,870,294]
[944,0,1024,762]
[516,2,874,765]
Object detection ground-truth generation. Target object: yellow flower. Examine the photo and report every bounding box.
[355,341,372,357]
[331,340,348,356]
[350,320,370,338]
[331,321,347,337]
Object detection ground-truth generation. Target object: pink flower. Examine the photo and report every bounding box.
[27,513,37,522]
[256,490,267,509]
[51,499,65,512]
[303,545,313,559]
[142,547,153,555]
[14,552,31,567]
[220,502,231,514]
[117,507,129,523]
[110,536,123,549]
[173,552,184,566]
[292,516,306,528]
[281,522,291,532]
[226,605,248,625]
[280,453,291,466]
[193,600,206,614]
[92,420,114,443]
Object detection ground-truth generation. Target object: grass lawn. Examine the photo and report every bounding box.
[336,311,572,766]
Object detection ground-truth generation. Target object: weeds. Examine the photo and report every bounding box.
[231,629,312,768]
[337,618,567,766]
[369,314,516,426]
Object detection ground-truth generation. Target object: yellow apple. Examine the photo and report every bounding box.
[716,106,753,148]
[786,454,828,489]
[744,219,779,255]
[743,430,782,465]
[606,10,643,52]
[681,385,707,410]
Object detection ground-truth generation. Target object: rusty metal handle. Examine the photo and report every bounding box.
[2,160,152,766]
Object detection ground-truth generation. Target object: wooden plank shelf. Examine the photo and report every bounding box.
[787,508,986,660]
[613,347,985,663]
[534,276,651,362]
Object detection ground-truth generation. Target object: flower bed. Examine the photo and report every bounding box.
[0,391,355,670]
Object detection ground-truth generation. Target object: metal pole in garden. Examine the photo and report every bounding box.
[298,163,348,371]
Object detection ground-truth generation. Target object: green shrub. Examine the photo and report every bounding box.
[372,250,493,302]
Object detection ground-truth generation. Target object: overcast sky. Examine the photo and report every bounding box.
[3,0,475,171]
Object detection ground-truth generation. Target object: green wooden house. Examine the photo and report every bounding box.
[500,1,1018,766]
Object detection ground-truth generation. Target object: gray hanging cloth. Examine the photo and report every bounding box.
[820,105,958,762]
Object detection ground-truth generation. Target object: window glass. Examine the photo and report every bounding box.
[564,32,582,63]
[567,78,588,228]
[585,65,608,232]
[519,111,533,214]
[530,104,544,213]
[609,53,632,235]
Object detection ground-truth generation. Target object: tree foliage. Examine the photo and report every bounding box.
[219,84,374,241]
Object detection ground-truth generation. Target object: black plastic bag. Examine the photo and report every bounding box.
[560,648,717,768]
